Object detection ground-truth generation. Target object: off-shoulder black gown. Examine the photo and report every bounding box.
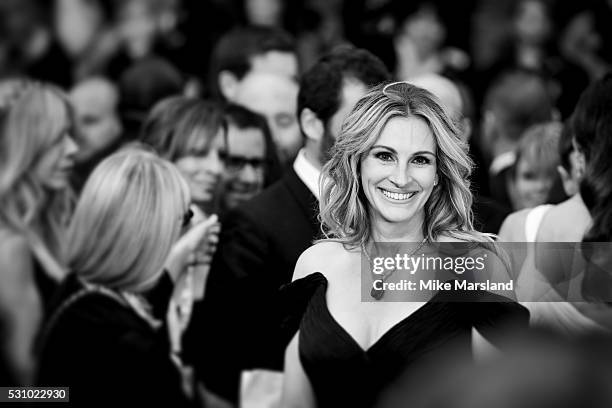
[295,273,529,408]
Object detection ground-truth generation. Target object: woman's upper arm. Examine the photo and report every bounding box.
[282,332,315,408]
[292,244,326,282]
[0,233,35,303]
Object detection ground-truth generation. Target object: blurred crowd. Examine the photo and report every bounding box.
[2,0,612,407]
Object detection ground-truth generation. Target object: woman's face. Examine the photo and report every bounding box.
[360,117,437,229]
[511,158,554,209]
[35,127,78,190]
[174,130,226,207]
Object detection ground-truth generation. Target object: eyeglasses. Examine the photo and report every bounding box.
[220,152,266,172]
[181,208,194,228]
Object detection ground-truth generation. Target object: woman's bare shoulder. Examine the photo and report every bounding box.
[497,209,532,242]
[292,240,356,281]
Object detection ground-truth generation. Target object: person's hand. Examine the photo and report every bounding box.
[165,212,220,282]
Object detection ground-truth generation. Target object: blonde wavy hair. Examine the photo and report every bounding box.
[0,81,75,257]
[66,148,191,292]
[320,82,494,248]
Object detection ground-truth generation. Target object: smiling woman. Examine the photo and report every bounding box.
[141,97,227,215]
[320,81,487,247]
[281,82,528,408]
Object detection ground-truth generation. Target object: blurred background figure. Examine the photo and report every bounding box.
[508,121,562,210]
[140,97,226,216]
[0,81,77,385]
[393,1,470,81]
[230,71,301,167]
[69,76,122,192]
[0,0,71,87]
[207,26,298,101]
[480,69,555,203]
[38,148,218,407]
[479,0,589,119]
[54,0,118,82]
[118,56,185,141]
[220,103,281,212]
[376,331,612,408]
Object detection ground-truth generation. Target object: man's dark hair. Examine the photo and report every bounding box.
[297,45,390,129]
[224,103,282,187]
[483,69,554,142]
[207,26,296,99]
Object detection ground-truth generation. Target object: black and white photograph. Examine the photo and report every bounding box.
[2,0,612,406]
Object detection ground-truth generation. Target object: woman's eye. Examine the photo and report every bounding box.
[412,156,431,165]
[374,151,394,162]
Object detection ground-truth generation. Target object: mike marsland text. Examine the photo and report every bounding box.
[372,278,515,292]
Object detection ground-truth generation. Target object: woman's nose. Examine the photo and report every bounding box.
[388,163,412,187]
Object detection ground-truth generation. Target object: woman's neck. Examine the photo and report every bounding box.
[370,213,425,243]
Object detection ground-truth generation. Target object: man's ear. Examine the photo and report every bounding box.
[299,108,324,143]
[218,70,239,101]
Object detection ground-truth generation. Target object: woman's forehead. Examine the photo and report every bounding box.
[374,117,436,153]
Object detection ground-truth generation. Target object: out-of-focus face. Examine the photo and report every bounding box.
[223,124,266,209]
[360,117,437,229]
[515,0,551,45]
[36,125,78,190]
[233,72,301,165]
[118,0,156,57]
[511,158,555,209]
[400,7,446,56]
[55,0,103,57]
[174,130,226,208]
[70,79,122,163]
[245,0,282,27]
[251,51,298,80]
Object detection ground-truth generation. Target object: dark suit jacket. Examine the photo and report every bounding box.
[185,167,320,402]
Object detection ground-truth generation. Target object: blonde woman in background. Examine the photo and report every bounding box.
[39,148,217,407]
[0,81,78,385]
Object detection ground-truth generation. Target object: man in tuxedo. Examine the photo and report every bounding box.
[188,46,390,405]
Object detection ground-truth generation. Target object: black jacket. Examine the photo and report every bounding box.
[38,275,192,408]
[186,167,320,402]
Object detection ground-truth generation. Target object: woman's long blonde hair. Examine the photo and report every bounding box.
[0,81,75,257]
[66,148,191,292]
[319,82,493,248]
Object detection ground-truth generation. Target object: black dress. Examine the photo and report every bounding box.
[297,273,529,408]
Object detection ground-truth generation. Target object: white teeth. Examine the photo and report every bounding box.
[381,189,415,201]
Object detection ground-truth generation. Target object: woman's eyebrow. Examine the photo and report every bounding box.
[371,145,435,157]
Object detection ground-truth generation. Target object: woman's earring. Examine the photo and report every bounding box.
[434,178,438,186]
